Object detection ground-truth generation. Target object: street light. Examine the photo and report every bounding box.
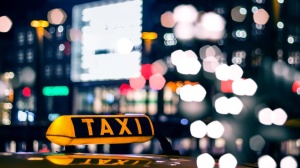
[30,20,49,49]
[30,20,49,124]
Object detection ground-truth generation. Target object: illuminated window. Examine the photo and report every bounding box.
[252,23,264,37]
[232,50,246,67]
[281,140,300,156]
[27,31,34,44]
[232,29,247,41]
[215,7,225,15]
[148,90,157,115]
[173,138,197,155]
[212,138,226,155]
[253,0,265,4]
[55,65,63,77]
[56,26,64,40]
[49,27,55,34]
[26,49,34,63]
[15,89,36,111]
[17,50,25,63]
[287,51,300,68]
[65,64,70,77]
[18,32,25,46]
[75,86,157,115]
[44,65,52,78]
[56,46,63,59]
[163,83,179,115]
[164,33,177,46]
[251,48,263,67]
[46,47,53,59]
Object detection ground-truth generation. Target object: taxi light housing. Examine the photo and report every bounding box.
[46,115,154,146]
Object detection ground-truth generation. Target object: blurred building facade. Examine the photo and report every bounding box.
[0,0,299,164]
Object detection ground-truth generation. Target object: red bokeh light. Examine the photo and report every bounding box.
[221,80,233,93]
[149,74,166,90]
[129,75,146,90]
[119,83,132,95]
[63,41,71,56]
[22,87,31,97]
[292,80,300,93]
[141,64,153,80]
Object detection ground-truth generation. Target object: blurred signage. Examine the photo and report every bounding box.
[71,0,143,82]
[42,86,69,96]
[46,114,154,145]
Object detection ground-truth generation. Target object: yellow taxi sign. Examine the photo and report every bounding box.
[46,114,154,146]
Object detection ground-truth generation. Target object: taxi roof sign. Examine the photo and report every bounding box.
[46,115,154,146]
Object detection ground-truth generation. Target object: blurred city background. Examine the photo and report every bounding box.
[0,0,299,166]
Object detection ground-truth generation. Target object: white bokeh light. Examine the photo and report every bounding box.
[219,153,237,168]
[277,21,284,29]
[176,53,201,75]
[194,12,226,41]
[215,64,244,81]
[171,50,184,66]
[258,108,273,125]
[207,121,224,139]
[258,108,288,126]
[215,64,230,81]
[200,12,226,32]
[215,96,230,114]
[244,78,258,96]
[192,84,207,102]
[180,84,194,102]
[180,84,206,102]
[228,97,243,115]
[190,120,207,138]
[173,4,198,23]
[197,153,215,168]
[215,96,243,115]
[229,64,243,80]
[271,108,288,125]
[232,78,245,95]
[258,155,277,168]
[232,78,258,96]
[171,50,201,75]
[116,38,134,54]
[173,23,195,40]
[203,57,220,73]
[280,156,298,168]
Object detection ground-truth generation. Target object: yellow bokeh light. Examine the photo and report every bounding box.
[31,20,49,28]
[142,32,158,40]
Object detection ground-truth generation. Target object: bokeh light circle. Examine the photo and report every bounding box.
[219,153,237,168]
[197,153,215,168]
[190,120,207,138]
